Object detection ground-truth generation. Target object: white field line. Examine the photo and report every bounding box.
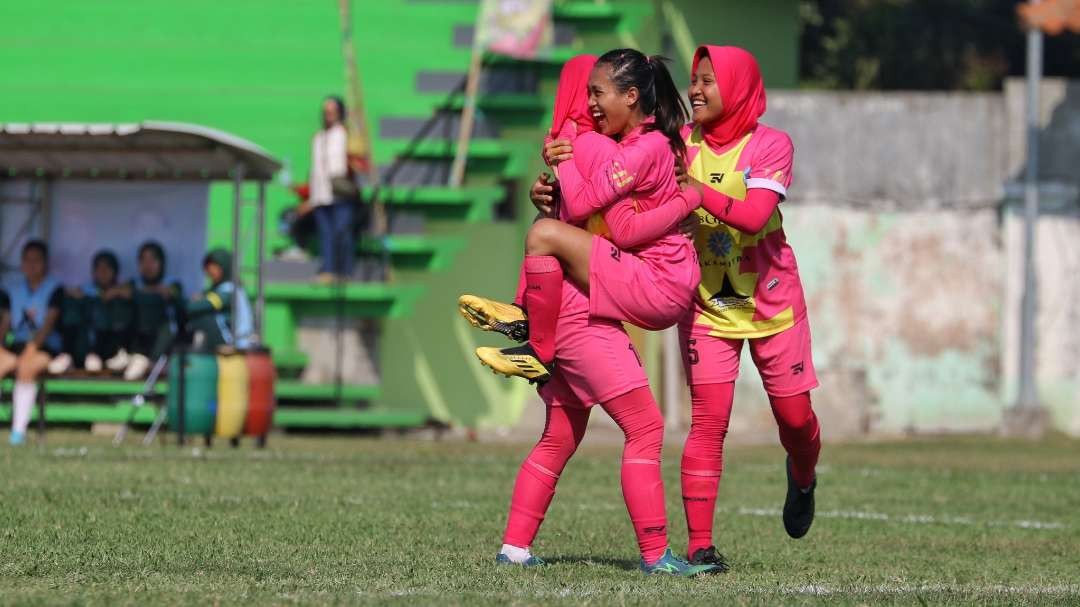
[733,506,1066,530]
[466,500,1068,532]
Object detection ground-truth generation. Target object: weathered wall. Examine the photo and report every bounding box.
[716,88,1077,439]
[520,87,1080,440]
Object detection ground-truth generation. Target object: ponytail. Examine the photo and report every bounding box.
[645,55,688,160]
[595,49,689,161]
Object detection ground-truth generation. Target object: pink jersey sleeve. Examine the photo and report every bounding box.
[602,187,701,250]
[700,187,780,235]
[557,132,663,223]
[746,128,794,199]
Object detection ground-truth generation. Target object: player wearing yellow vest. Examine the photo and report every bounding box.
[677,46,822,570]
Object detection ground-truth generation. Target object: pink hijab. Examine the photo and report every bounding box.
[549,54,598,140]
[692,45,766,150]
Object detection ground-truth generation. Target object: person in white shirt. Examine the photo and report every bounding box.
[308,96,356,282]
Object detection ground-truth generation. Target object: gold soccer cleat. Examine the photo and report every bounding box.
[458,294,529,342]
[475,345,551,385]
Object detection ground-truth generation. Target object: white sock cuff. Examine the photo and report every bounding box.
[499,543,532,563]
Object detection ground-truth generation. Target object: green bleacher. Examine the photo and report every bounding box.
[0,0,656,431]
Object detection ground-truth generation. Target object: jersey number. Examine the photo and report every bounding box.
[687,339,700,365]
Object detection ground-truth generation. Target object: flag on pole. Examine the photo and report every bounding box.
[449,0,553,186]
[478,0,554,60]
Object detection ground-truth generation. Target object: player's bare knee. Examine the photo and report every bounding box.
[16,358,44,383]
[525,218,561,255]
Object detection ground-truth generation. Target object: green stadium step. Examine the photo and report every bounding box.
[0,378,165,397]
[263,282,423,319]
[275,382,380,402]
[553,2,621,20]
[484,47,580,67]
[440,94,547,114]
[272,407,426,429]
[360,234,466,272]
[362,185,504,222]
[272,349,309,372]
[0,403,425,429]
[381,138,509,162]
[4,378,379,402]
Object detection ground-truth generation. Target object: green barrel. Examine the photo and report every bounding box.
[167,352,218,436]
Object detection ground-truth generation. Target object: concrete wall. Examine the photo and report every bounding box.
[698,86,1078,439]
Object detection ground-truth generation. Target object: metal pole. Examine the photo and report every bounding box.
[662,326,681,430]
[255,180,266,341]
[231,166,244,331]
[1007,5,1045,436]
[177,349,186,446]
[449,46,483,187]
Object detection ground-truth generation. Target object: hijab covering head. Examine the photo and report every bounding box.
[549,54,598,140]
[203,248,232,283]
[92,249,119,276]
[692,45,766,149]
[138,240,166,284]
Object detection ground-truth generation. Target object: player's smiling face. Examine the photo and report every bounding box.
[588,64,637,137]
[689,56,723,125]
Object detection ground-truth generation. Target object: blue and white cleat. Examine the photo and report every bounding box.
[9,431,26,446]
[640,547,721,577]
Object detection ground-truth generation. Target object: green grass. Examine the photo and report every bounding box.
[1,432,1078,605]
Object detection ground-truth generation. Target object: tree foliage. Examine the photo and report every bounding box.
[800,0,1080,90]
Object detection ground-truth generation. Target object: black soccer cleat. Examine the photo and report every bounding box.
[688,545,729,573]
[783,456,816,539]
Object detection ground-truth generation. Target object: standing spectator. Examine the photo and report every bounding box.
[0,240,64,446]
[308,95,356,283]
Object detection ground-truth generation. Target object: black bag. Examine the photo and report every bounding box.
[331,175,358,199]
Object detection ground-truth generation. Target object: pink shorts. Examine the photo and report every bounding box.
[539,280,650,408]
[588,235,698,331]
[678,314,819,397]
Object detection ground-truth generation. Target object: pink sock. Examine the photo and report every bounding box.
[513,263,527,308]
[502,404,589,548]
[769,392,821,489]
[523,255,561,363]
[681,382,734,555]
[603,386,668,564]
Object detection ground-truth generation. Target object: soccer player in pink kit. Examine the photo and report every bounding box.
[676,46,822,570]
[463,49,702,381]
[462,51,717,576]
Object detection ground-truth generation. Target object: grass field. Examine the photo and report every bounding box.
[1,430,1078,606]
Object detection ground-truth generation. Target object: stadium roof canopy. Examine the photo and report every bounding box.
[0,121,281,182]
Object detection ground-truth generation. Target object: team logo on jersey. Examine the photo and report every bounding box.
[706,275,753,312]
[608,161,634,189]
[707,231,733,258]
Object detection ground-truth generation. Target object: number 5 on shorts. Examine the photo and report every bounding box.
[687,338,699,365]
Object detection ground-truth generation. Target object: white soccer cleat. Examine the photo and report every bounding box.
[106,348,130,372]
[48,353,73,375]
[84,353,104,373]
[124,354,151,381]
